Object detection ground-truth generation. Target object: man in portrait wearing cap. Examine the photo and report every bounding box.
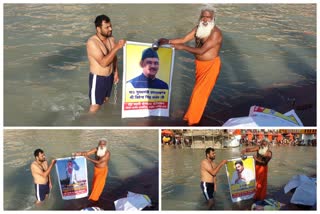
[126,48,169,89]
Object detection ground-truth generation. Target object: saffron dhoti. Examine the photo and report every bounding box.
[183,57,221,125]
[254,164,268,201]
[89,166,108,201]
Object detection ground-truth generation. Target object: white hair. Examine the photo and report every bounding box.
[196,20,215,39]
[97,138,108,157]
[97,146,107,157]
[98,138,108,150]
[99,138,108,143]
[199,5,217,20]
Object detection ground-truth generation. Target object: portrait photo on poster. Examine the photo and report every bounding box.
[55,156,89,200]
[122,41,174,118]
[225,156,256,202]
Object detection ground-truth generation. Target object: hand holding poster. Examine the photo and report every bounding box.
[122,41,174,118]
[225,156,256,202]
[55,156,88,200]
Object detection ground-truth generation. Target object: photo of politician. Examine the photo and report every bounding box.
[126,48,169,90]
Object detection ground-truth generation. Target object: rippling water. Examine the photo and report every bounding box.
[162,145,316,210]
[3,129,159,210]
[4,4,316,126]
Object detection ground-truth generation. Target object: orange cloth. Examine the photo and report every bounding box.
[233,129,241,135]
[183,57,221,125]
[267,132,273,142]
[254,164,268,201]
[287,133,293,141]
[277,133,283,143]
[89,166,108,201]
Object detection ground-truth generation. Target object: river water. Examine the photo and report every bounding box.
[3,129,159,210]
[3,4,316,126]
[161,145,316,210]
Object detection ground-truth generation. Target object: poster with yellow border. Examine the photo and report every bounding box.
[121,41,174,118]
[225,156,256,202]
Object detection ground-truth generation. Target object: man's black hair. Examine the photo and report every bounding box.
[235,160,243,166]
[34,148,44,158]
[95,15,111,28]
[205,147,215,156]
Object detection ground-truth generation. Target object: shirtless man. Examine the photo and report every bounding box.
[30,149,56,204]
[200,147,227,209]
[157,6,223,125]
[74,139,110,202]
[87,15,126,113]
[241,140,272,200]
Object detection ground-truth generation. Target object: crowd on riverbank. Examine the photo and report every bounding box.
[239,129,316,147]
[161,129,316,147]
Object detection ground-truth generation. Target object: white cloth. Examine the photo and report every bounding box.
[222,106,303,127]
[114,191,152,211]
[284,174,316,206]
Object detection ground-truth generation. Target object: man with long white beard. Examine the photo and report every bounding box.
[241,140,272,201]
[74,139,110,202]
[157,7,223,126]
